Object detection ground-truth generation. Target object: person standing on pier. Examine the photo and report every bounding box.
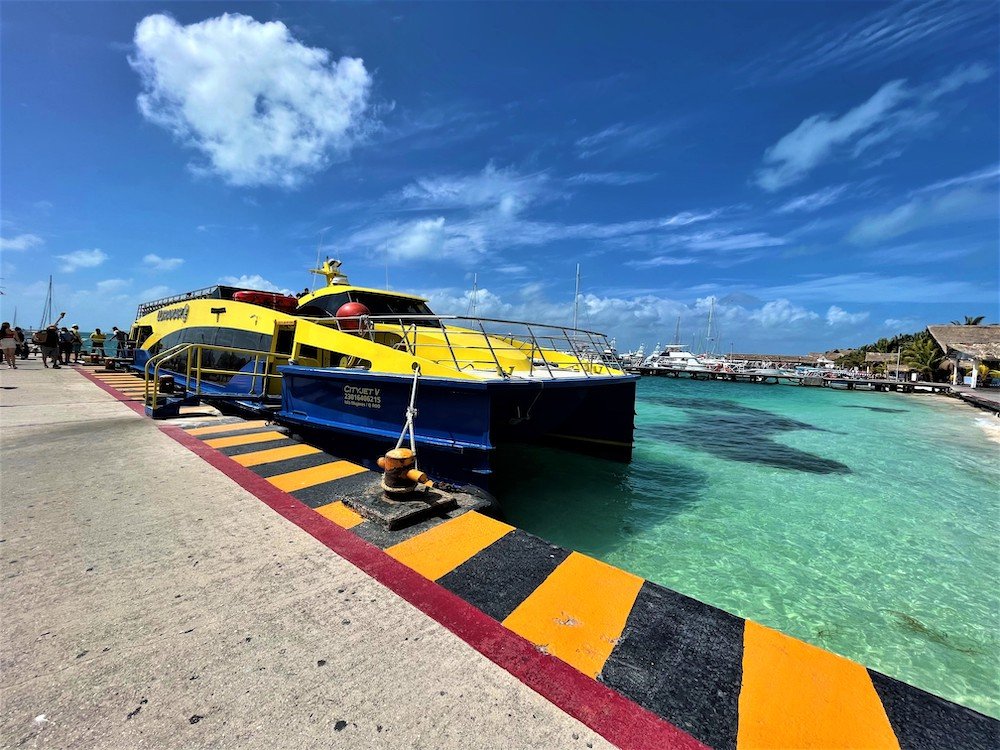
[39,325,60,368]
[13,327,27,359]
[58,327,74,365]
[70,325,83,363]
[90,328,107,358]
[110,326,127,357]
[0,322,17,369]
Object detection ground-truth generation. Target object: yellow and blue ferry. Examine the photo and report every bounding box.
[129,260,637,485]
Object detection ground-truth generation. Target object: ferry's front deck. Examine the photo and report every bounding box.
[2,361,996,749]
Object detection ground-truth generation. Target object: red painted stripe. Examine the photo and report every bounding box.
[161,424,706,750]
[73,365,704,749]
[75,367,147,415]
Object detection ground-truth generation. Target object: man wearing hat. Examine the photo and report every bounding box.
[70,325,83,363]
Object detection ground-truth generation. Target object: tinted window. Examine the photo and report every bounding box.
[296,291,439,326]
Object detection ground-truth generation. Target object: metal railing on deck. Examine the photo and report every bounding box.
[305,314,626,379]
[143,342,283,407]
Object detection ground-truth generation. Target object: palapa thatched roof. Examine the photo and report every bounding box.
[927,325,1000,361]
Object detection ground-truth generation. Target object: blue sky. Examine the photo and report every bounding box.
[1,1,997,352]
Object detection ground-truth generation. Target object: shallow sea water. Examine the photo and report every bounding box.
[495,377,1000,718]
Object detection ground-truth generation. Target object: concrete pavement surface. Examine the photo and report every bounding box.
[0,360,613,749]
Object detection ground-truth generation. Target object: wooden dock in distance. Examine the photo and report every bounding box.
[629,366,953,393]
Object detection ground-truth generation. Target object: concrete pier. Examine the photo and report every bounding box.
[3,361,997,749]
[0,361,612,749]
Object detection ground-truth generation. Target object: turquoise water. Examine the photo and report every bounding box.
[495,377,1000,718]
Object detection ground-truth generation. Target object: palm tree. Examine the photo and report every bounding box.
[950,315,985,325]
[902,338,944,380]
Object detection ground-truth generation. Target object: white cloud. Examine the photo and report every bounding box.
[776,185,849,214]
[884,318,918,331]
[913,163,1000,194]
[0,233,43,252]
[759,272,994,304]
[826,305,869,326]
[96,278,131,294]
[399,163,551,214]
[744,3,996,84]
[848,187,997,244]
[756,80,909,191]
[567,172,656,186]
[755,65,993,191]
[57,249,108,271]
[142,253,185,271]
[575,122,674,159]
[139,285,172,300]
[218,274,291,294]
[683,231,785,252]
[131,13,373,188]
[749,299,819,327]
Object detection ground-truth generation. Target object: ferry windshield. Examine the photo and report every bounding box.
[298,291,441,326]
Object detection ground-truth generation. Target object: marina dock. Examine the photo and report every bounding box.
[2,361,997,749]
[631,366,957,394]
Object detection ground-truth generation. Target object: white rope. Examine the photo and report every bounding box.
[394,365,421,467]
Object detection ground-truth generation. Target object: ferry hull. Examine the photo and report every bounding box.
[276,366,637,488]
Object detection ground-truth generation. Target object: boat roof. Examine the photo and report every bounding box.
[134,285,277,320]
[300,285,427,304]
[135,283,430,322]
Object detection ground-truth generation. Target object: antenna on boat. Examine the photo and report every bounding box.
[311,228,330,292]
[309,257,349,287]
[572,263,581,330]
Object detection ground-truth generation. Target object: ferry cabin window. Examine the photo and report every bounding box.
[147,327,271,382]
[296,291,440,326]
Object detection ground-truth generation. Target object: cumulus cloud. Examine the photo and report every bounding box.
[825,305,869,326]
[848,187,996,244]
[218,274,291,294]
[755,65,993,191]
[57,249,108,271]
[142,253,184,271]
[749,299,819,327]
[0,233,43,252]
[131,13,373,188]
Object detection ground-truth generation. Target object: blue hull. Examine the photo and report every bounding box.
[276,366,637,488]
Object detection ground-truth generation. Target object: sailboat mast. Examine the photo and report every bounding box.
[673,316,681,345]
[572,264,581,330]
[471,273,478,317]
[39,275,53,329]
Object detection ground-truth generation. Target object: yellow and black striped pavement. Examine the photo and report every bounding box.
[87,370,999,749]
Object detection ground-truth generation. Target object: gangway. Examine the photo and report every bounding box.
[141,342,284,419]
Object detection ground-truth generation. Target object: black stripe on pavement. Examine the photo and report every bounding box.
[598,581,744,750]
[436,530,570,621]
[250,452,337,478]
[869,670,999,750]
[286,471,383,509]
[217,438,296,457]
[193,425,282,441]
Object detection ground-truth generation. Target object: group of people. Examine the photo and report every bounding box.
[0,322,129,370]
